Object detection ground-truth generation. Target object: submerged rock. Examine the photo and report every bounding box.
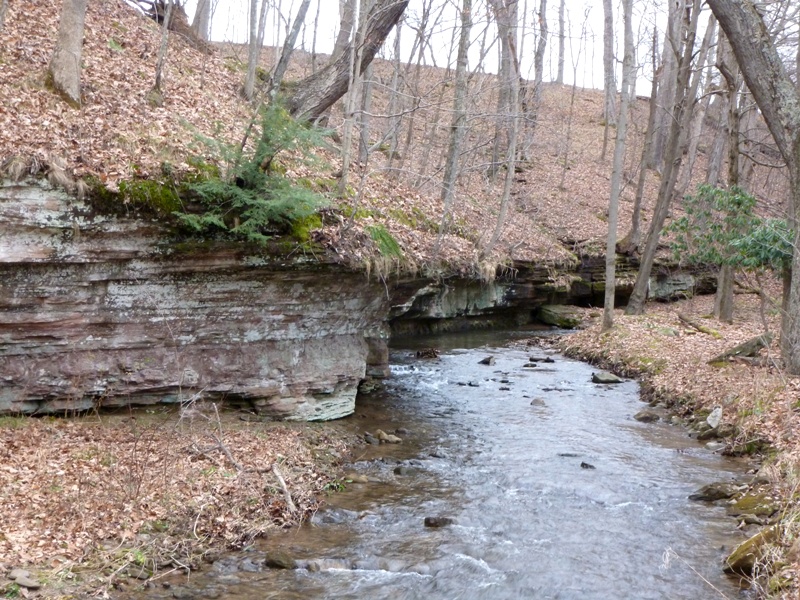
[580,462,596,470]
[375,429,402,444]
[591,371,623,384]
[344,472,370,483]
[688,482,742,502]
[478,356,496,366]
[634,410,660,423]
[424,516,455,528]
[264,551,297,570]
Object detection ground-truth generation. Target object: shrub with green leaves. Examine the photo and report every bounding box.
[178,104,330,244]
[666,184,789,273]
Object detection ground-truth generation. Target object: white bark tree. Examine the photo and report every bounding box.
[48,0,88,107]
[602,0,633,331]
[626,0,703,315]
[556,0,565,84]
[437,0,473,255]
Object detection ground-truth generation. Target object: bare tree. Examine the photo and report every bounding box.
[650,0,681,172]
[267,0,312,98]
[602,0,633,331]
[556,0,565,84]
[244,0,269,101]
[338,0,368,196]
[619,27,659,255]
[332,0,356,61]
[0,0,9,32]
[286,0,409,121]
[484,0,521,259]
[602,0,617,132]
[191,0,211,40]
[489,0,518,179]
[48,0,88,107]
[626,0,703,315]
[675,16,718,199]
[704,0,800,370]
[437,0,473,255]
[524,0,547,151]
[148,0,174,106]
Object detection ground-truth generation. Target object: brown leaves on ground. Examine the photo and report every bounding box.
[559,288,798,450]
[0,0,251,184]
[0,405,350,581]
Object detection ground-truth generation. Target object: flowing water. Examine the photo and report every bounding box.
[146,330,752,599]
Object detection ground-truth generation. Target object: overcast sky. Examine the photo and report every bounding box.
[182,0,680,93]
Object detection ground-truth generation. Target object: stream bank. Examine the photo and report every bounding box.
[115,330,753,599]
[557,295,800,596]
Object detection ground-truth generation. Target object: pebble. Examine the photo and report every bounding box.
[13,575,42,590]
[8,569,30,581]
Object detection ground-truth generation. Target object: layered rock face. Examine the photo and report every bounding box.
[0,181,389,420]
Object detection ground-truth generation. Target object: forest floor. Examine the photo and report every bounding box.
[0,405,359,598]
[551,283,800,598]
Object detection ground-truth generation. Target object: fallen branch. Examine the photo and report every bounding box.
[272,464,297,514]
[677,312,722,338]
[708,333,773,365]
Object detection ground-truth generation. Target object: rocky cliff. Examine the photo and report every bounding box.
[0,180,390,420]
[0,181,714,419]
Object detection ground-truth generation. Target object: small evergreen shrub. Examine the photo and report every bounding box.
[178,104,330,244]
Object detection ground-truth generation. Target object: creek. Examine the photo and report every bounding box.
[146,329,751,599]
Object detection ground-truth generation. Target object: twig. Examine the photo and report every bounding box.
[272,463,297,514]
[677,312,722,338]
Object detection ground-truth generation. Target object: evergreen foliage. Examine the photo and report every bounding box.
[366,224,403,258]
[666,184,789,272]
[178,104,330,243]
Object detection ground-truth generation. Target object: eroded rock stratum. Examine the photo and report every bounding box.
[0,181,390,420]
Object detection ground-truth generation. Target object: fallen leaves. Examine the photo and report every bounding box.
[0,407,350,576]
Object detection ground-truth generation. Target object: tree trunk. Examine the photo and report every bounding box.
[148,0,174,106]
[522,0,547,153]
[267,0,312,98]
[385,18,403,174]
[675,16,717,199]
[626,0,702,315]
[602,0,617,129]
[191,0,211,40]
[438,0,472,243]
[48,0,88,107]
[601,0,633,331]
[311,0,321,72]
[556,0,565,84]
[244,0,268,101]
[490,0,516,181]
[620,30,659,255]
[338,0,368,197]
[332,0,356,62]
[650,0,680,172]
[711,32,742,323]
[358,63,374,164]
[483,0,520,258]
[286,0,408,122]
[0,0,9,31]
